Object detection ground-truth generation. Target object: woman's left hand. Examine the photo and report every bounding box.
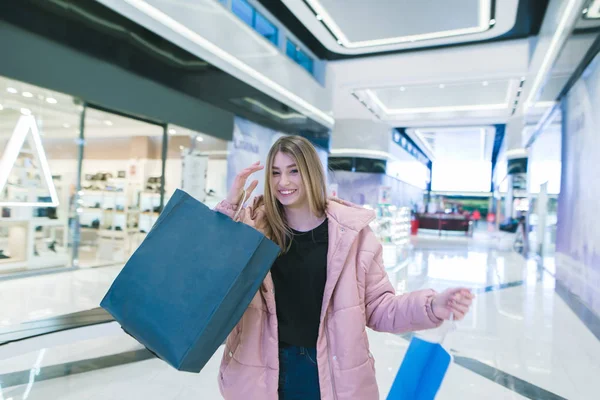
[432,288,474,321]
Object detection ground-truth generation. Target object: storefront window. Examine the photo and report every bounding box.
[165,124,228,209]
[78,108,164,267]
[0,76,231,277]
[0,77,81,275]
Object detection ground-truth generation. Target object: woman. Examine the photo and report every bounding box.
[215,136,474,400]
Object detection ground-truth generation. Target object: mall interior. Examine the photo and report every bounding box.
[0,0,599,399]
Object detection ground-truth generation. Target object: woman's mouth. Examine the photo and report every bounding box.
[279,189,297,196]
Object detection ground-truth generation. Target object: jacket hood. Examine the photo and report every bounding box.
[325,197,376,233]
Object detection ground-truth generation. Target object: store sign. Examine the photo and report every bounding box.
[0,115,59,207]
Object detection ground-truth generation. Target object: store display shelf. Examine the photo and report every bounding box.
[80,190,126,196]
[81,208,129,215]
[0,257,26,265]
[0,217,66,226]
[97,228,139,236]
[29,253,70,270]
[0,258,28,273]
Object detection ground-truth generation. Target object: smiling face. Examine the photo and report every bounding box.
[271,151,307,209]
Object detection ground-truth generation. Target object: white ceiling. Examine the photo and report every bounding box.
[408,126,496,162]
[358,78,516,113]
[318,0,481,43]
[330,31,596,131]
[282,0,518,55]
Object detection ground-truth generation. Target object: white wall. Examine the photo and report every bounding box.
[528,125,561,194]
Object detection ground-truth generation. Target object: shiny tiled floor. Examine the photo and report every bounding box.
[1,231,599,399]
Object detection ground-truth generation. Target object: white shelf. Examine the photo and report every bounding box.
[80,191,126,196]
[98,228,138,236]
[0,217,65,225]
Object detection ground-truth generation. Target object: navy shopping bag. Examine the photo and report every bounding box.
[386,336,452,400]
[100,189,280,373]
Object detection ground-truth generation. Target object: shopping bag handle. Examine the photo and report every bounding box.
[233,189,247,221]
[439,312,456,345]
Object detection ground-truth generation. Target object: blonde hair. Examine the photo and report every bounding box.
[263,135,327,252]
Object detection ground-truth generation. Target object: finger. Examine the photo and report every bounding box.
[245,180,259,199]
[455,298,472,307]
[450,303,469,315]
[452,310,465,321]
[238,164,264,180]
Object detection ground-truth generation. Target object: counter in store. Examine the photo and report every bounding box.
[416,213,472,235]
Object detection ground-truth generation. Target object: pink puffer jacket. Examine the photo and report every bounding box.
[215,196,443,399]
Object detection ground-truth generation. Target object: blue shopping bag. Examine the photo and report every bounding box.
[386,336,452,400]
[100,189,280,373]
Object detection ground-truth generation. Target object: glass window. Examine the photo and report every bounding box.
[286,38,315,75]
[255,12,278,45]
[232,0,278,46]
[165,124,228,210]
[286,39,296,60]
[0,76,81,275]
[79,108,164,267]
[295,49,314,74]
[231,0,253,26]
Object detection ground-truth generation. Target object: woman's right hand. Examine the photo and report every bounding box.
[226,161,264,205]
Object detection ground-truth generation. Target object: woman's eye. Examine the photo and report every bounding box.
[290,169,299,174]
[272,171,280,176]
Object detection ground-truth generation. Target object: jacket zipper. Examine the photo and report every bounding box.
[325,318,339,400]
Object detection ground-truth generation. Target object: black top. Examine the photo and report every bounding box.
[271,218,329,348]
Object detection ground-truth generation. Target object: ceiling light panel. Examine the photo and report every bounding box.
[304,0,494,48]
[358,79,513,114]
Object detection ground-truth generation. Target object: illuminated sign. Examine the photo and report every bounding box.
[0,115,59,207]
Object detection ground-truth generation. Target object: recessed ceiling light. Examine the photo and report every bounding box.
[400,87,406,92]
[439,84,445,89]
[482,81,489,86]
[179,145,184,150]
[168,128,176,135]
[0,104,3,111]
[20,108,31,115]
[22,91,33,98]
[46,97,57,104]
[489,19,496,26]
[6,87,17,94]
[63,123,71,128]
[316,14,323,20]
[196,136,204,142]
[103,120,113,126]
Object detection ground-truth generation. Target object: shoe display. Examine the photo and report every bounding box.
[48,241,57,252]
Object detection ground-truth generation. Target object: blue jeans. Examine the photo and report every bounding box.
[278,345,321,400]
